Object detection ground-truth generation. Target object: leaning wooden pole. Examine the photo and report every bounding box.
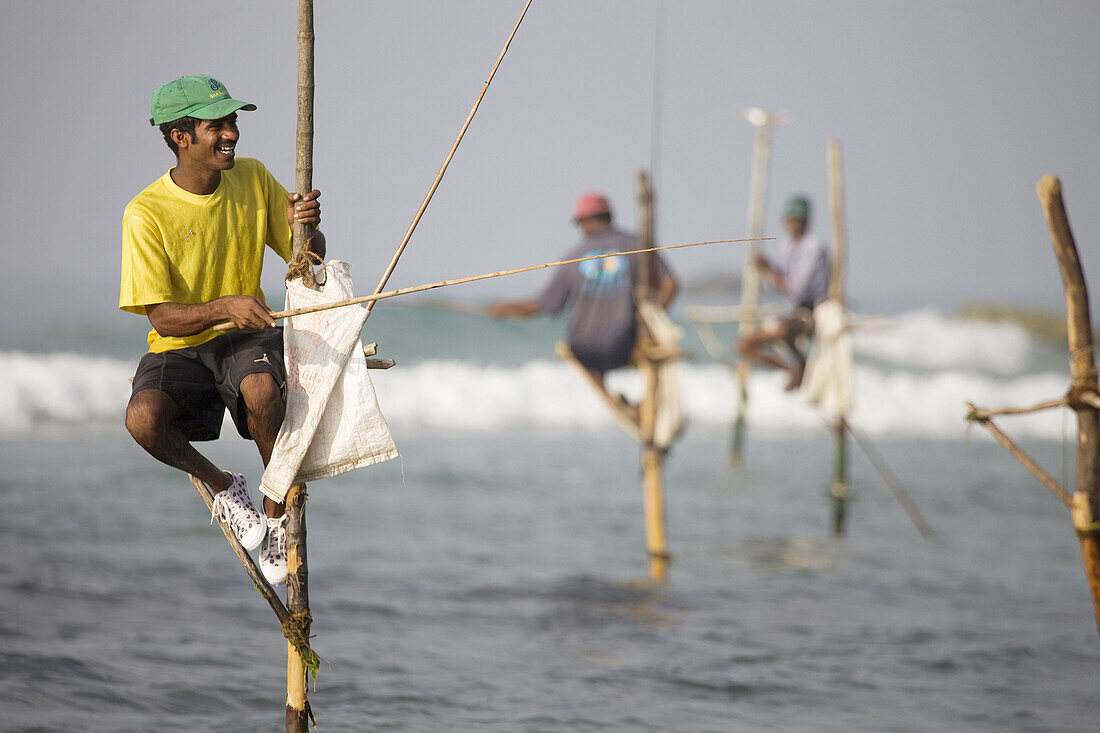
[827,140,849,536]
[636,170,669,581]
[1036,175,1100,635]
[286,1,315,729]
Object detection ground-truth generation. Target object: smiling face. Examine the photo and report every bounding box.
[176,113,240,172]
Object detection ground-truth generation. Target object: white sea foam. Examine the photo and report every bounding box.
[0,351,134,432]
[850,308,1041,374]
[0,315,1074,441]
[371,359,1071,440]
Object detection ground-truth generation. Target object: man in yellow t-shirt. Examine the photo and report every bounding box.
[120,76,325,586]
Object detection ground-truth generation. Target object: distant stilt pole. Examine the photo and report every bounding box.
[830,418,849,536]
[636,170,669,580]
[826,140,850,536]
[732,109,789,468]
[287,1,315,729]
[1036,175,1100,636]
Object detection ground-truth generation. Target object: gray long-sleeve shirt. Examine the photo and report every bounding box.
[536,227,670,371]
[778,232,831,310]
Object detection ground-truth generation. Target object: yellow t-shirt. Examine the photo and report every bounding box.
[119,158,293,353]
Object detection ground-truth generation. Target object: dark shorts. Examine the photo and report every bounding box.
[130,327,285,442]
[783,307,815,340]
[571,323,637,373]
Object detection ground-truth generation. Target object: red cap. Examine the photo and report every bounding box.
[573,192,611,221]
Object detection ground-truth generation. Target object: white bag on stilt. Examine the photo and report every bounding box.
[260,260,398,503]
[637,300,685,450]
[801,297,854,420]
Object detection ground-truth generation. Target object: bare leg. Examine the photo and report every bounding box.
[737,325,792,371]
[738,322,807,390]
[125,389,231,493]
[587,367,607,395]
[781,331,808,391]
[588,367,640,423]
[239,372,286,519]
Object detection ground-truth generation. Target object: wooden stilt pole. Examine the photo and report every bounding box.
[286,1,315,729]
[830,418,848,537]
[636,170,669,580]
[826,140,850,536]
[1036,175,1100,635]
[732,109,789,468]
[285,483,313,731]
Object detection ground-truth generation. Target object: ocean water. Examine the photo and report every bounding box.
[2,306,1098,731]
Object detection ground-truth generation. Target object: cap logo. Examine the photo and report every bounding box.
[209,78,220,91]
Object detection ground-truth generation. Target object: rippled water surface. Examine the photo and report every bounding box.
[2,424,1097,732]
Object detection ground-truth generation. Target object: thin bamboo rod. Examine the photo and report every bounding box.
[967,397,1068,421]
[555,342,641,442]
[688,320,736,368]
[966,404,1072,508]
[365,0,533,313]
[213,238,752,332]
[188,475,292,626]
[189,474,317,669]
[845,424,935,540]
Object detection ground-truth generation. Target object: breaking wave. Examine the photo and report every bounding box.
[0,351,1071,441]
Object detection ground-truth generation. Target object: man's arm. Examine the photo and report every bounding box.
[656,271,678,310]
[146,296,276,337]
[753,252,789,296]
[488,299,542,319]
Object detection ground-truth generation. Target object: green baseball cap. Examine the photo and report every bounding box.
[149,75,257,126]
[783,195,810,221]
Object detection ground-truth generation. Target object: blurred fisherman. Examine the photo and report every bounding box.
[737,195,830,390]
[489,192,678,402]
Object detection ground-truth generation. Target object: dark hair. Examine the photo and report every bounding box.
[158,117,199,156]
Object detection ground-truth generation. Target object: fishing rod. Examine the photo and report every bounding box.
[364,0,533,314]
[213,237,769,331]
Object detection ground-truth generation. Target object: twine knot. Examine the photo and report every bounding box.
[281,609,320,678]
[286,248,324,288]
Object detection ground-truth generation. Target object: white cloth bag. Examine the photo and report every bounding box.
[259,260,398,503]
[637,300,685,450]
[800,298,854,420]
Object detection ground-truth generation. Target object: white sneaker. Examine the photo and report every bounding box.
[259,514,288,586]
[210,472,266,551]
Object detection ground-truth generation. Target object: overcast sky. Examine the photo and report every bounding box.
[4,0,1099,328]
